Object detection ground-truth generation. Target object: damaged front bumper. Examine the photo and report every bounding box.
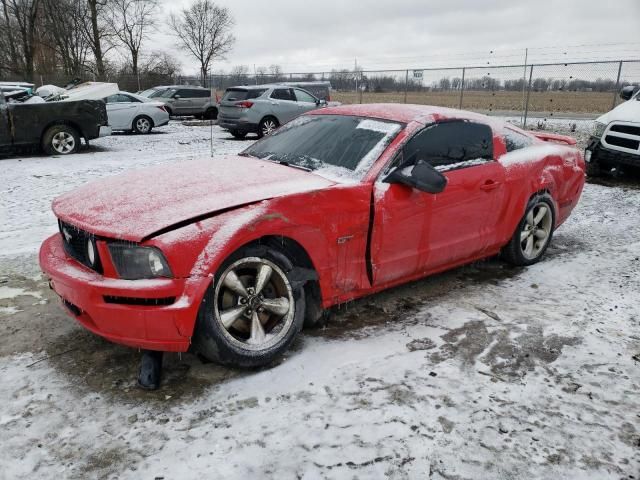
[39,233,196,352]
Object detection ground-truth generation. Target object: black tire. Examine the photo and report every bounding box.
[204,107,218,120]
[257,116,279,138]
[132,115,153,134]
[231,130,247,139]
[193,245,306,368]
[42,124,81,155]
[165,107,173,117]
[586,158,602,177]
[502,194,556,266]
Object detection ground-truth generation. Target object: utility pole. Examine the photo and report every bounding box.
[520,48,528,126]
[354,58,358,103]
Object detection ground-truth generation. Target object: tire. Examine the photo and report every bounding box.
[42,124,80,155]
[193,245,306,368]
[204,107,218,120]
[586,158,602,177]
[502,194,555,266]
[231,130,247,140]
[165,107,173,117]
[132,115,153,134]
[258,116,279,138]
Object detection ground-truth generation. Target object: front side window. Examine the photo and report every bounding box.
[403,121,494,172]
[271,88,295,101]
[242,115,402,182]
[294,89,317,103]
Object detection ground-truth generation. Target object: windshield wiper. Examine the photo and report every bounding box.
[276,160,312,172]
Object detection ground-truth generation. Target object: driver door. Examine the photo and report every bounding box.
[269,88,299,123]
[293,88,320,114]
[370,121,504,285]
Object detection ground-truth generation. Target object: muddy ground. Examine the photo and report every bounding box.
[0,122,639,479]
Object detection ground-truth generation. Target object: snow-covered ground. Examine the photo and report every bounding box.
[0,121,639,479]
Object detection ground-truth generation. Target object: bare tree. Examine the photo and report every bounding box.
[1,0,41,79]
[83,0,112,79]
[109,0,158,84]
[41,0,90,77]
[168,0,234,86]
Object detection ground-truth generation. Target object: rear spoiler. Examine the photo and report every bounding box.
[528,131,577,146]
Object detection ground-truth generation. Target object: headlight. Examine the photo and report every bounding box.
[108,244,172,280]
[86,238,97,267]
[593,122,606,138]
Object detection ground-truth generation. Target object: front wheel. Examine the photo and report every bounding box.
[204,107,218,120]
[502,194,555,266]
[193,246,305,368]
[42,125,80,155]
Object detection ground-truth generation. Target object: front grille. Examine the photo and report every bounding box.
[103,296,176,306]
[604,135,639,151]
[58,220,103,273]
[610,124,640,136]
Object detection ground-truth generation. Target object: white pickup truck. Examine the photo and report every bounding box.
[586,85,640,176]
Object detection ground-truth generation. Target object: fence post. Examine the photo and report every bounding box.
[612,61,623,110]
[523,65,534,129]
[459,67,466,109]
[404,69,409,103]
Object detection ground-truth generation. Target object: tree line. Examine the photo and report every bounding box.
[0,0,234,90]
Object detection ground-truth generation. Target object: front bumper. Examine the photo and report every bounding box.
[586,136,640,168]
[99,126,112,137]
[39,234,198,352]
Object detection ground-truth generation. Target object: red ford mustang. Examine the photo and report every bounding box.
[40,104,585,367]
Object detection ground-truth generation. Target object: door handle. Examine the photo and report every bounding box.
[480,180,501,191]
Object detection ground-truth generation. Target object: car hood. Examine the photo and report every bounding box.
[53,156,335,241]
[596,98,640,125]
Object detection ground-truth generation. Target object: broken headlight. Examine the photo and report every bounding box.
[593,121,606,138]
[108,244,172,280]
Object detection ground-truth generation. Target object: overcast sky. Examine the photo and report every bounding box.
[153,0,640,74]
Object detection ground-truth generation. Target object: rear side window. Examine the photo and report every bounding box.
[271,88,295,101]
[504,129,533,152]
[187,89,211,98]
[222,88,266,101]
[403,121,494,171]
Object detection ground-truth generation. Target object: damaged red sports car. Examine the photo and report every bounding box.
[40,104,585,367]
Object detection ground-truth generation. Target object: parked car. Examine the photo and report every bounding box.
[277,81,332,101]
[218,84,327,138]
[585,85,640,176]
[40,104,585,369]
[0,92,110,155]
[104,91,169,134]
[154,85,217,119]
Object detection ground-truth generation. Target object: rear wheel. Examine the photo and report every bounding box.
[42,125,80,155]
[502,194,555,266]
[193,245,305,368]
[133,115,153,134]
[258,117,279,138]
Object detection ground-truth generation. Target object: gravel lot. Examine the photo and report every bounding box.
[0,120,638,479]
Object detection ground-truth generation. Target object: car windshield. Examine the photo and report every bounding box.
[158,88,178,98]
[241,115,403,182]
[139,88,158,97]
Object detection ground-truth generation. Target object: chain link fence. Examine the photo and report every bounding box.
[19,59,640,133]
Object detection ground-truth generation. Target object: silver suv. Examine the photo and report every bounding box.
[154,86,218,119]
[218,84,327,139]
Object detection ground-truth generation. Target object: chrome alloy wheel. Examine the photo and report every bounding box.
[261,119,278,136]
[520,202,553,260]
[136,117,151,133]
[214,257,294,351]
[51,132,76,154]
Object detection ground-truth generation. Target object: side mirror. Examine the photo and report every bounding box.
[385,161,447,194]
[619,85,637,101]
[173,94,181,100]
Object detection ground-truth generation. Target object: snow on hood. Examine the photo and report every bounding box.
[596,98,640,125]
[53,156,334,241]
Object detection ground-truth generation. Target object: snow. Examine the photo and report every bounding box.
[434,157,489,171]
[0,119,639,478]
[500,144,570,167]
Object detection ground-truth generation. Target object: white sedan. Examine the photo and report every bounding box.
[104,91,170,134]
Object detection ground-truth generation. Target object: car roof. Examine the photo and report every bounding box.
[227,84,305,90]
[306,103,502,126]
